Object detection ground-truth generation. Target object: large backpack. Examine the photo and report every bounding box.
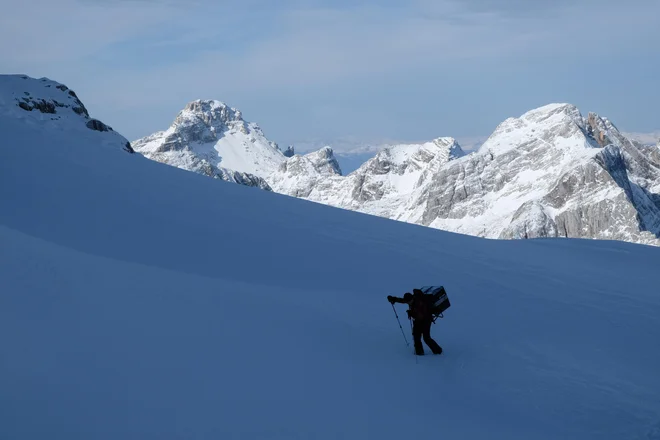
[419,285,451,322]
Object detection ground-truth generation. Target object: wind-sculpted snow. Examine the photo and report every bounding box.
[2,90,660,439]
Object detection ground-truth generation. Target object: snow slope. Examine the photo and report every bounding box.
[2,81,660,439]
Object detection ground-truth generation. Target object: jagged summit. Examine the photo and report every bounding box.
[479,103,603,157]
[303,146,343,176]
[356,137,466,183]
[133,99,286,183]
[270,137,466,213]
[404,104,660,245]
[0,74,133,153]
[175,100,247,133]
[283,145,295,157]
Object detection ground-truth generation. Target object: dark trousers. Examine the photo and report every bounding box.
[412,319,442,355]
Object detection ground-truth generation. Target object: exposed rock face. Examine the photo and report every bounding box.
[586,112,613,147]
[86,119,112,132]
[132,99,285,189]
[0,74,133,154]
[283,145,295,157]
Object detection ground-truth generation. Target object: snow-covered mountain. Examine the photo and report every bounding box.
[271,138,466,217]
[398,104,660,245]
[3,74,660,440]
[134,98,660,246]
[273,105,660,246]
[132,100,286,190]
[0,74,134,154]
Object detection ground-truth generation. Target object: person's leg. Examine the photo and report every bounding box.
[422,320,442,354]
[412,320,424,355]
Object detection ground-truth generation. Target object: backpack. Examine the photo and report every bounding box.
[419,285,451,322]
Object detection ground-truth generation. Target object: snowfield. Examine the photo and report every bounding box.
[2,76,660,439]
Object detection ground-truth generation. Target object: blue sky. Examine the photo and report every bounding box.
[1,0,659,152]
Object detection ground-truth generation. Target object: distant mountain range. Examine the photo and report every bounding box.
[130,97,660,246]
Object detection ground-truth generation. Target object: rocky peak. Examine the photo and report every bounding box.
[430,137,466,161]
[585,112,615,147]
[360,137,465,177]
[529,103,583,123]
[0,74,133,153]
[276,146,341,176]
[304,146,342,176]
[133,97,286,182]
[283,145,295,157]
[8,76,91,119]
[480,103,606,157]
[171,99,250,142]
[181,100,244,125]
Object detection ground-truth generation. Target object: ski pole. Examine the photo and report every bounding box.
[410,316,418,363]
[390,303,409,346]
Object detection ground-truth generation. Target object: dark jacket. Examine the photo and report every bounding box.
[389,290,433,321]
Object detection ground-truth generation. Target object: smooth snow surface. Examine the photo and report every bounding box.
[2,94,660,440]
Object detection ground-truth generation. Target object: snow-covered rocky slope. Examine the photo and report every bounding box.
[0,74,134,154]
[270,137,466,217]
[400,104,660,245]
[2,76,660,439]
[132,100,286,190]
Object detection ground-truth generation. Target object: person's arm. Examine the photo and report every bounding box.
[387,295,407,304]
